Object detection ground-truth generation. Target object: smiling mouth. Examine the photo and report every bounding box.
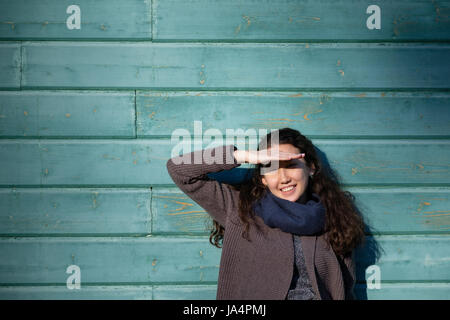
[280,184,296,194]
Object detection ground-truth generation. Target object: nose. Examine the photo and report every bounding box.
[279,168,290,184]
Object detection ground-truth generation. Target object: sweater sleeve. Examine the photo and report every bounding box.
[166,144,241,227]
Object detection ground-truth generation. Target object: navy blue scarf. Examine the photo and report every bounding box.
[252,189,326,235]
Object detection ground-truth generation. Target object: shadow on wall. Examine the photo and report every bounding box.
[208,146,384,300]
[315,147,384,300]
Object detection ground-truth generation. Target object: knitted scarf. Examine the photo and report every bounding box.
[252,189,326,235]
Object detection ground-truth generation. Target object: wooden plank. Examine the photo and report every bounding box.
[152,187,450,235]
[153,284,217,300]
[352,187,450,234]
[0,283,448,299]
[152,188,212,235]
[0,139,165,186]
[354,283,450,300]
[0,139,448,185]
[0,282,447,300]
[154,283,450,300]
[0,188,151,235]
[0,0,152,39]
[0,91,135,138]
[0,236,222,284]
[154,0,450,41]
[0,285,153,300]
[1,186,447,237]
[0,235,448,284]
[0,141,42,185]
[316,140,450,185]
[22,42,450,89]
[0,42,21,88]
[354,235,450,282]
[137,91,450,137]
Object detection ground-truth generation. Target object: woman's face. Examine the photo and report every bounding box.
[261,144,315,203]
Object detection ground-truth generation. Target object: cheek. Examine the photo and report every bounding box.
[263,175,282,190]
[294,169,309,181]
[294,170,310,189]
[264,175,278,188]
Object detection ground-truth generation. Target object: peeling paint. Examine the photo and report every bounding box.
[102,154,121,161]
[242,15,252,26]
[295,16,320,23]
[153,195,188,200]
[167,211,206,216]
[91,192,99,209]
[302,109,323,121]
[421,210,450,217]
[266,118,296,122]
[235,24,241,34]
[1,21,15,30]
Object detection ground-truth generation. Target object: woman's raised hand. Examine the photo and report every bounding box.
[234,149,305,165]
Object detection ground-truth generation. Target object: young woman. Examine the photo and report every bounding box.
[166,127,365,300]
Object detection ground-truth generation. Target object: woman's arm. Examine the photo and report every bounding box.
[166,144,241,227]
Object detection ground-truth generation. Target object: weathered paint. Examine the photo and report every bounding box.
[153,0,450,41]
[0,235,448,284]
[0,42,20,88]
[0,0,449,300]
[0,283,449,300]
[0,139,448,185]
[21,42,450,89]
[0,91,135,137]
[0,0,152,39]
[153,187,450,235]
[136,91,450,137]
[0,188,151,235]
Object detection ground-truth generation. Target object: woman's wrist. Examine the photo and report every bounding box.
[233,149,247,164]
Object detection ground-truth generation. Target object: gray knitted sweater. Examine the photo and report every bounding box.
[166,144,356,300]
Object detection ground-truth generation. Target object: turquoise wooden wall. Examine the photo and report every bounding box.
[0,0,449,300]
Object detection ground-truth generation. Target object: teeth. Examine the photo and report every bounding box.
[281,186,295,192]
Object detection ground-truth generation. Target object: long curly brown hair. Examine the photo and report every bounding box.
[209,127,365,257]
